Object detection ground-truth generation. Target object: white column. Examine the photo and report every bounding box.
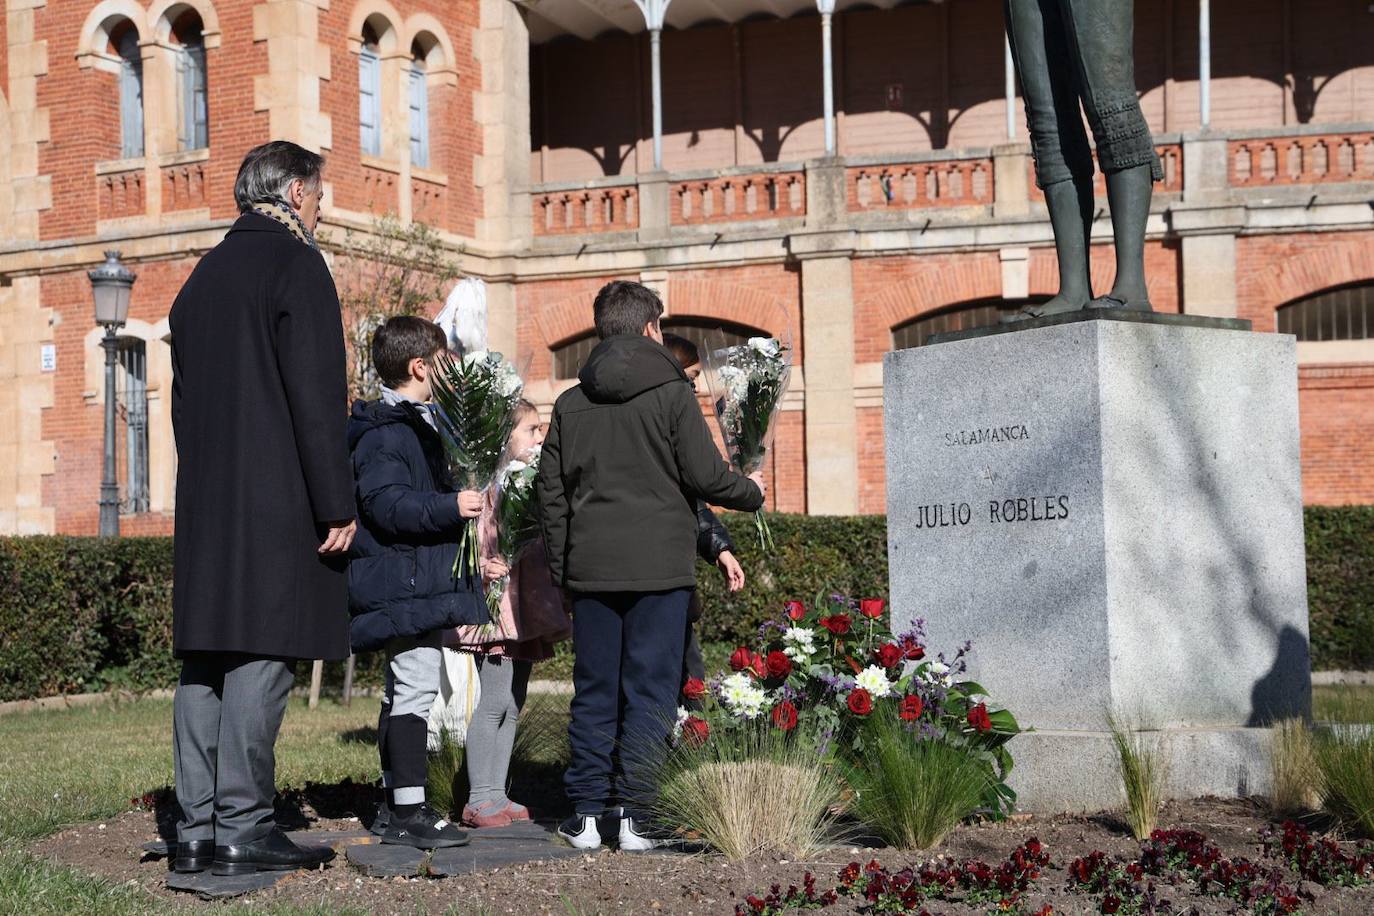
[1004,30,1015,140]
[634,0,672,170]
[818,0,837,156]
[1199,0,1211,128]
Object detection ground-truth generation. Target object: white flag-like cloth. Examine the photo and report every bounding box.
[435,277,488,354]
[427,647,481,750]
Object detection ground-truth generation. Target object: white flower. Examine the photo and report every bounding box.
[461,349,490,367]
[923,661,952,686]
[671,705,690,742]
[719,672,768,719]
[854,665,894,698]
[782,627,817,662]
[747,337,781,358]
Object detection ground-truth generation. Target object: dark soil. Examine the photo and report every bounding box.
[29,796,1374,914]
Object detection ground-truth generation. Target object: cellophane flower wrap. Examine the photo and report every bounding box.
[672,594,1023,820]
[705,336,791,549]
[429,349,524,577]
[484,449,542,619]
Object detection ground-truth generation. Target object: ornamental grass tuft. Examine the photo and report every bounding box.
[840,708,991,850]
[655,722,845,860]
[1269,718,1320,816]
[1314,726,1374,838]
[1107,714,1167,841]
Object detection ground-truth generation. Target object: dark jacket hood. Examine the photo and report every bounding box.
[577,335,688,404]
[347,399,429,450]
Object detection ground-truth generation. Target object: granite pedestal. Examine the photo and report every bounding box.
[884,311,1312,813]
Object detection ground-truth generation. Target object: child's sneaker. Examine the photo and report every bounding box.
[368,801,391,837]
[557,814,602,850]
[381,804,469,849]
[617,816,679,852]
[462,803,513,829]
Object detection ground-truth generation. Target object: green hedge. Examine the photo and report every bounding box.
[2,507,1372,701]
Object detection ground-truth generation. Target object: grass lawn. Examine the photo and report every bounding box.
[0,682,1367,913]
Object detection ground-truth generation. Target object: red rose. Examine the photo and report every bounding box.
[901,637,926,661]
[765,650,792,680]
[729,646,755,672]
[681,677,706,701]
[771,700,798,731]
[874,642,902,668]
[859,598,886,620]
[967,702,992,733]
[820,614,852,636]
[784,600,807,621]
[899,694,924,721]
[681,715,710,746]
[847,688,873,716]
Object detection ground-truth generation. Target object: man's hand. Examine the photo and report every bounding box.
[748,471,768,499]
[319,519,356,555]
[716,550,745,592]
[457,490,484,518]
[482,557,511,583]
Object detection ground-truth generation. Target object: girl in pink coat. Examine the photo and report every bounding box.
[450,400,572,827]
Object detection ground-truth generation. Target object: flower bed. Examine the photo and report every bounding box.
[657,594,1020,856]
[734,821,1374,915]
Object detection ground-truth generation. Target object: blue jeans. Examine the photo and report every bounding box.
[565,589,691,821]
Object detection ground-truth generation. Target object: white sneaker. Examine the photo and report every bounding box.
[617,816,675,852]
[557,814,602,850]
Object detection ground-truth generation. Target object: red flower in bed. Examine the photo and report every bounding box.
[859,598,886,620]
[784,600,807,621]
[681,677,706,701]
[899,694,924,721]
[847,688,873,716]
[819,614,852,636]
[967,702,992,732]
[874,642,902,668]
[764,650,792,680]
[771,701,798,732]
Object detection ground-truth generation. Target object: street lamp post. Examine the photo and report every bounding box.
[89,251,136,537]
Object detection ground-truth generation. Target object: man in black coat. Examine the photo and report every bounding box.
[168,141,354,876]
[539,281,765,852]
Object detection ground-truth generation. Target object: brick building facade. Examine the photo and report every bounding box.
[1,0,1372,535]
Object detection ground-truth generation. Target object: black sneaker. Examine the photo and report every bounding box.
[617,816,680,852]
[368,801,390,837]
[381,804,469,850]
[556,814,603,850]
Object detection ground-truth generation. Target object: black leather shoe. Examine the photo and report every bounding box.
[172,839,214,873]
[211,827,335,876]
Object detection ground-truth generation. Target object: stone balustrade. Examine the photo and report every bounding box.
[96,162,145,221]
[1229,129,1374,187]
[670,170,805,225]
[533,182,639,235]
[161,162,208,212]
[848,155,993,210]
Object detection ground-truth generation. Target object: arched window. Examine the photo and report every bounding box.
[891,297,1050,350]
[408,40,430,168]
[359,23,382,156]
[1277,283,1374,341]
[550,318,765,380]
[172,12,208,151]
[116,338,150,514]
[113,22,144,158]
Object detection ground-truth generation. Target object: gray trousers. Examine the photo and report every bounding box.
[172,653,295,846]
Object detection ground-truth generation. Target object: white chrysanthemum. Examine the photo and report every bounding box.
[672,705,690,742]
[854,665,894,698]
[923,661,952,686]
[719,672,768,719]
[781,627,817,662]
[461,349,490,367]
[747,336,781,358]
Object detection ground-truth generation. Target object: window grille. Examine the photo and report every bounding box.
[115,338,150,514]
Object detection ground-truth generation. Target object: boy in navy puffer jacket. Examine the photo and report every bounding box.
[347,316,486,850]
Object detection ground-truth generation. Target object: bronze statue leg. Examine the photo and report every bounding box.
[1059,0,1159,311]
[1003,0,1096,319]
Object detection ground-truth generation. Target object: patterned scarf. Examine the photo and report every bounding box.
[250,199,319,251]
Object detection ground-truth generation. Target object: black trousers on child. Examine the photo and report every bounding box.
[565,589,691,821]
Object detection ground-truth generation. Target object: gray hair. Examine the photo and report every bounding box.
[233,141,324,213]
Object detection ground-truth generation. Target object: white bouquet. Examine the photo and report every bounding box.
[484,450,542,618]
[430,349,524,576]
[704,336,791,549]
